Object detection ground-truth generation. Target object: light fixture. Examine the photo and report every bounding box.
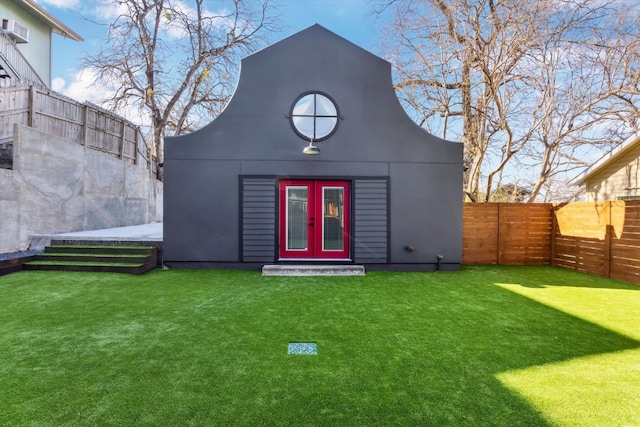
[302,139,320,155]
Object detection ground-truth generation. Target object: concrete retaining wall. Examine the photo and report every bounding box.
[0,124,162,253]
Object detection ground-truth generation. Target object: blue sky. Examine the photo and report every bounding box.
[37,0,383,104]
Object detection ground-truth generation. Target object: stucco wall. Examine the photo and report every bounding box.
[0,124,162,253]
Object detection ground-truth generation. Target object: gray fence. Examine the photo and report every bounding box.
[0,86,155,172]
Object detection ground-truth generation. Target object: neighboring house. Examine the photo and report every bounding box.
[0,0,82,89]
[163,25,463,271]
[571,132,640,201]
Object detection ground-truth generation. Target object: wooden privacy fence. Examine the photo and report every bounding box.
[553,201,640,284]
[463,203,553,265]
[463,201,640,285]
[0,86,154,171]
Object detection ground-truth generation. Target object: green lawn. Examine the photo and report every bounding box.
[1,266,638,426]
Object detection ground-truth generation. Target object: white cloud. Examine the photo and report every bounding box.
[53,68,152,129]
[33,0,124,27]
[53,68,113,104]
[159,1,234,39]
[94,1,128,21]
[34,0,80,9]
[51,77,66,92]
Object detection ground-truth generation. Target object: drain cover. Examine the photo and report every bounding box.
[288,342,317,355]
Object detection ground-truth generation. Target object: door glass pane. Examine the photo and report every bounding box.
[287,187,308,250]
[323,187,344,251]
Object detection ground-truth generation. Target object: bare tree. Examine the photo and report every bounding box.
[376,0,640,202]
[83,0,279,162]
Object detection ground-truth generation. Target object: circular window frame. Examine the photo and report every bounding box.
[289,91,340,142]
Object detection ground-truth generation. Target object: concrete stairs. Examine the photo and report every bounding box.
[262,264,365,276]
[24,245,157,275]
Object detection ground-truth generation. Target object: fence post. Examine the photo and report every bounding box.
[550,204,557,266]
[120,122,126,160]
[604,225,612,278]
[28,86,35,127]
[603,201,612,278]
[83,104,89,147]
[497,203,505,265]
[134,128,139,166]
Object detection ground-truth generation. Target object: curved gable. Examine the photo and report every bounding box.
[166,24,460,164]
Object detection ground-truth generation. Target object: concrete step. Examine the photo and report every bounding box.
[262,264,365,276]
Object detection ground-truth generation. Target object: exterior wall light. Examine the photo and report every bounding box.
[303,139,320,155]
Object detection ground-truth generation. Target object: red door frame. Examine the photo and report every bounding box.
[279,180,350,259]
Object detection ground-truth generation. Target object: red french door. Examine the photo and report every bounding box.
[279,180,350,259]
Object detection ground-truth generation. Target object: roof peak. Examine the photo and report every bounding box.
[246,23,384,65]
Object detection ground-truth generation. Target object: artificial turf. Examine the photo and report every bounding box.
[1,266,638,426]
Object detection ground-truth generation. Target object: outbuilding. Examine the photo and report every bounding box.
[163,25,463,271]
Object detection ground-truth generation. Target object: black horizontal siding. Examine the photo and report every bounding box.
[353,179,388,263]
[241,178,276,262]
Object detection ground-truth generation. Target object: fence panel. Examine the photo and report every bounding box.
[462,203,499,264]
[551,201,640,284]
[610,201,640,284]
[86,109,119,155]
[552,202,609,277]
[499,203,552,265]
[122,124,137,162]
[462,203,552,265]
[34,89,84,144]
[0,87,29,139]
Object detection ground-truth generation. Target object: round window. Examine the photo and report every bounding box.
[290,92,339,141]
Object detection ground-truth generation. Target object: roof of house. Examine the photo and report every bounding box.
[571,131,640,186]
[16,0,83,41]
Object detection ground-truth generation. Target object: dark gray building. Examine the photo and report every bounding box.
[163,25,463,270]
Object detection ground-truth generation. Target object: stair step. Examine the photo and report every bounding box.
[24,244,157,274]
[0,256,37,276]
[45,245,155,255]
[24,260,149,275]
[26,260,144,268]
[36,253,151,263]
[262,264,365,276]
